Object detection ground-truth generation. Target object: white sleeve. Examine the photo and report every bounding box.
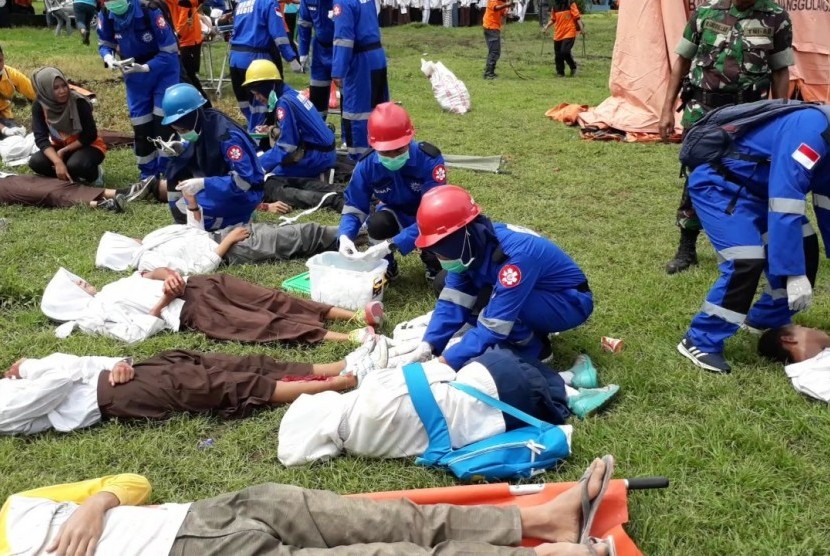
[278,392,347,466]
[0,375,77,435]
[102,315,168,344]
[189,251,222,274]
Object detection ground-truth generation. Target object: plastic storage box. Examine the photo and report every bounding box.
[306,252,389,310]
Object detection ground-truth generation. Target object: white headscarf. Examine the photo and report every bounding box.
[40,268,97,338]
[95,232,143,271]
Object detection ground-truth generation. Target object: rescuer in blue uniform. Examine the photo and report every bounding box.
[337,103,446,281]
[297,0,335,118]
[413,185,594,371]
[97,0,180,180]
[678,104,830,374]
[229,0,302,132]
[331,0,389,159]
[243,59,336,179]
[160,83,265,231]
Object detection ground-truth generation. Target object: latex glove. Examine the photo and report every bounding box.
[388,340,434,367]
[290,58,303,73]
[108,56,135,71]
[175,177,206,196]
[299,55,308,70]
[153,136,186,156]
[103,53,117,69]
[361,240,395,262]
[122,63,150,75]
[786,275,812,311]
[1,126,25,137]
[338,235,358,258]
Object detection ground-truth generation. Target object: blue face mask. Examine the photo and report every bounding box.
[378,149,410,172]
[105,0,130,15]
[267,91,278,112]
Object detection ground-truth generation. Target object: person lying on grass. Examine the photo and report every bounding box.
[40,267,384,345]
[0,457,617,556]
[758,325,830,403]
[0,342,385,435]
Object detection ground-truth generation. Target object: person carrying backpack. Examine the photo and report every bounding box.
[677,100,830,374]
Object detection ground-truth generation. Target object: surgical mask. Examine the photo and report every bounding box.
[267,91,278,112]
[105,0,130,15]
[180,129,200,141]
[440,257,472,274]
[378,149,410,172]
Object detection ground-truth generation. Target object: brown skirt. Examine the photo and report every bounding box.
[180,274,334,344]
[0,175,103,207]
[96,349,314,420]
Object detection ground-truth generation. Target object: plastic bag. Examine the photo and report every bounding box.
[420,59,471,115]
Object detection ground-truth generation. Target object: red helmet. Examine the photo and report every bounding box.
[415,185,481,249]
[368,102,415,151]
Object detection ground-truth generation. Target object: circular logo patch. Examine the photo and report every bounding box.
[156,14,167,29]
[142,32,153,42]
[332,4,342,16]
[226,145,244,161]
[499,264,522,288]
[432,164,446,183]
[276,107,286,121]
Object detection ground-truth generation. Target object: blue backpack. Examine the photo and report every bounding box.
[402,363,571,481]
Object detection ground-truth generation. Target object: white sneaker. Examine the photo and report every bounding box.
[342,340,379,386]
[369,335,389,368]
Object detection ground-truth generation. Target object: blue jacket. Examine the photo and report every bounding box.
[297,0,334,57]
[424,223,588,370]
[166,109,265,230]
[694,108,830,277]
[229,0,297,64]
[331,0,385,80]
[97,0,179,70]
[338,141,447,254]
[260,85,336,174]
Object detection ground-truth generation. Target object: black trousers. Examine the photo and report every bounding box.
[28,146,104,183]
[264,176,344,211]
[554,38,576,75]
[180,44,212,108]
[284,12,298,57]
[484,28,501,76]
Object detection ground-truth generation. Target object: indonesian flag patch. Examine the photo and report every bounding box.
[792,143,821,170]
[226,145,244,161]
[499,264,522,288]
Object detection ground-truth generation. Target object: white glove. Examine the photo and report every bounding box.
[1,126,25,137]
[338,235,358,258]
[360,241,394,262]
[108,56,134,71]
[175,177,206,196]
[122,63,150,75]
[299,55,308,70]
[786,275,812,311]
[388,340,434,367]
[290,58,303,73]
[153,136,186,156]
[103,53,117,69]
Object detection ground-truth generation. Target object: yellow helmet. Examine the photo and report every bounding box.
[242,59,282,87]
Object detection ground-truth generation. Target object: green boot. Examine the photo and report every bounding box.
[566,354,599,389]
[568,385,620,419]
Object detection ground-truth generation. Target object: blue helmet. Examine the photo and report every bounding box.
[161,83,207,126]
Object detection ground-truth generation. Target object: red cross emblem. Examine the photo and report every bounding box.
[226,145,244,161]
[499,265,522,288]
[277,107,286,121]
[333,4,341,16]
[432,164,446,183]
[155,14,167,29]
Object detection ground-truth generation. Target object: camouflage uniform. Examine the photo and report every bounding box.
[674,0,793,230]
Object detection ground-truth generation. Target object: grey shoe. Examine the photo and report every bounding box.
[125,176,157,202]
[97,193,127,213]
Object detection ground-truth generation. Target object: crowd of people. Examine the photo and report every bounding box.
[1,0,828,551]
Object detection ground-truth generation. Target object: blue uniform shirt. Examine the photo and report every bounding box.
[260,85,336,174]
[338,141,447,254]
[230,0,297,63]
[97,1,179,70]
[331,0,383,80]
[297,0,335,57]
[695,108,830,277]
[424,223,588,370]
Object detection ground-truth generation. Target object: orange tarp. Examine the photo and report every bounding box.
[355,479,642,556]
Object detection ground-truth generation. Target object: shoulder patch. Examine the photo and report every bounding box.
[226,144,244,162]
[498,264,522,289]
[332,3,342,16]
[155,13,167,29]
[418,141,442,158]
[792,143,821,171]
[276,107,286,121]
[431,164,447,183]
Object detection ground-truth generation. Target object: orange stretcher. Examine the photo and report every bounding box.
[354,477,669,556]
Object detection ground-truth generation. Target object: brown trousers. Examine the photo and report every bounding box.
[180,274,334,345]
[170,484,534,555]
[0,174,103,207]
[96,350,313,420]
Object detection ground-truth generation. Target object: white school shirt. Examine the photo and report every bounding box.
[785,348,830,403]
[0,354,123,435]
[278,359,573,466]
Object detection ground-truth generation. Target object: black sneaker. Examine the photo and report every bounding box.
[125,176,157,202]
[97,193,127,213]
[483,73,496,80]
[81,29,90,45]
[677,337,731,374]
[385,256,400,282]
[569,66,578,77]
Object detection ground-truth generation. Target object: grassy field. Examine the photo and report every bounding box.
[2,16,830,554]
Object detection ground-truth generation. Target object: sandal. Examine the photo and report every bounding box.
[578,454,616,543]
[584,536,616,556]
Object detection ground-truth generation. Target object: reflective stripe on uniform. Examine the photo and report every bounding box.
[159,44,179,53]
[769,197,806,215]
[478,314,514,336]
[439,288,477,309]
[763,284,788,300]
[310,79,331,87]
[231,172,252,191]
[342,111,372,120]
[701,300,746,325]
[813,194,830,211]
[333,38,354,48]
[130,113,154,125]
[342,205,367,218]
[716,245,765,264]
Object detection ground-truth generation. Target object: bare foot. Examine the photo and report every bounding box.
[521,457,608,543]
[534,541,609,556]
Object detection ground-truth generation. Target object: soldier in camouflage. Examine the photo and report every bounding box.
[659,0,793,274]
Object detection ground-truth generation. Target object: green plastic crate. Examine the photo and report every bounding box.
[282,271,311,296]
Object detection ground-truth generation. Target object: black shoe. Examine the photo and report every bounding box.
[81,29,90,45]
[569,66,578,77]
[125,176,157,202]
[677,337,731,374]
[97,194,126,213]
[483,73,496,80]
[666,228,700,274]
[384,255,399,282]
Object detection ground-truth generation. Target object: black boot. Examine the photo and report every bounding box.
[666,228,700,274]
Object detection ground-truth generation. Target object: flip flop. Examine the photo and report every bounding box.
[584,536,617,556]
[578,454,616,544]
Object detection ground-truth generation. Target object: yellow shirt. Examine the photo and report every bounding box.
[0,474,151,555]
[0,65,36,120]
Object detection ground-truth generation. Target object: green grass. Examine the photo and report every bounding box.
[3,17,830,555]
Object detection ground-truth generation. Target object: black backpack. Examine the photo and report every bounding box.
[679,99,830,171]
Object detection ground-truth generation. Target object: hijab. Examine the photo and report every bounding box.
[31,67,90,136]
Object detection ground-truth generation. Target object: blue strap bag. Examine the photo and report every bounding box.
[402,363,571,481]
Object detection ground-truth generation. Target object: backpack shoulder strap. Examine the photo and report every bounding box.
[449,382,551,430]
[401,363,453,465]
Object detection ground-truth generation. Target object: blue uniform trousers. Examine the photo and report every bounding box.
[127,71,179,179]
[309,42,334,117]
[341,49,388,159]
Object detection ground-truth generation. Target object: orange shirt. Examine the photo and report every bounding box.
[550,2,581,41]
[167,0,203,47]
[483,0,509,31]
